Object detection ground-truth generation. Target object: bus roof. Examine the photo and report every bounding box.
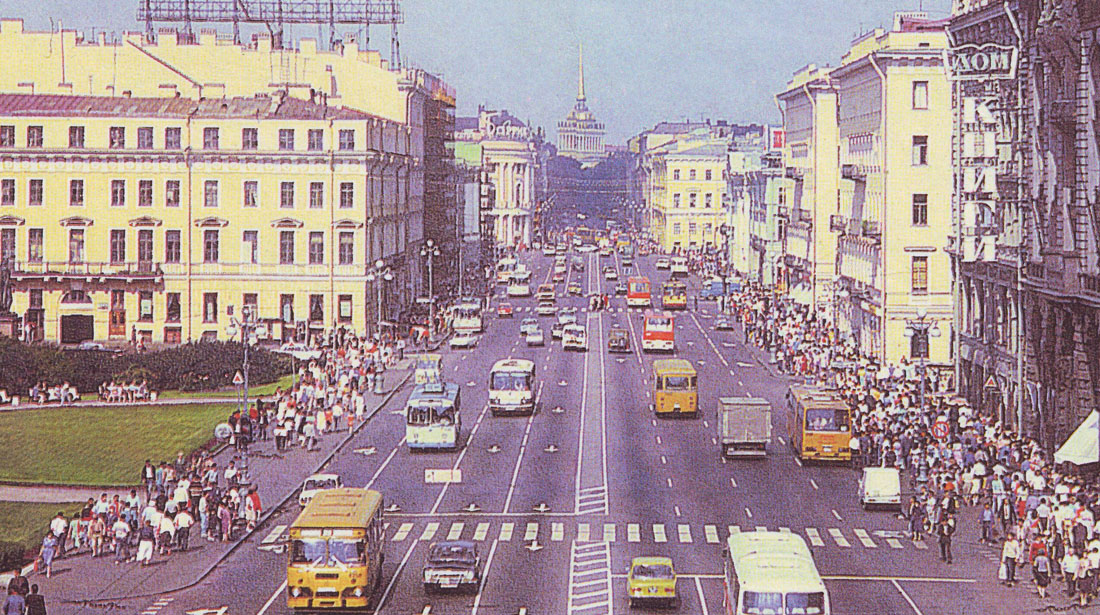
[644,310,675,320]
[653,358,695,374]
[628,276,650,283]
[408,382,460,403]
[789,385,847,408]
[290,488,382,530]
[491,358,536,372]
[727,531,826,594]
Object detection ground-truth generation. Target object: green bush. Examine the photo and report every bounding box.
[0,338,292,395]
[0,540,28,574]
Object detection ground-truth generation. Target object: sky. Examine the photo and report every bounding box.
[0,0,952,144]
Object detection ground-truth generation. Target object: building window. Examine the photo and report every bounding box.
[110,229,126,263]
[166,292,181,322]
[69,179,84,206]
[309,231,324,264]
[0,228,14,263]
[673,169,680,181]
[27,228,43,263]
[705,169,713,181]
[280,182,295,209]
[242,128,259,150]
[339,129,355,150]
[689,169,697,180]
[689,222,698,234]
[110,180,126,207]
[27,177,43,205]
[911,255,928,294]
[910,329,929,359]
[912,194,928,226]
[279,230,295,264]
[309,294,324,321]
[139,291,154,322]
[912,136,928,166]
[243,181,258,208]
[26,126,43,148]
[203,292,218,323]
[0,179,14,206]
[137,180,153,207]
[308,129,324,151]
[69,126,85,148]
[165,127,182,149]
[278,128,295,151]
[0,125,14,147]
[68,229,85,263]
[243,230,259,264]
[912,81,929,110]
[704,223,713,234]
[165,230,181,263]
[339,182,354,209]
[203,127,220,150]
[689,193,697,208]
[204,180,218,207]
[705,193,713,208]
[137,126,154,149]
[672,223,682,234]
[338,294,352,323]
[203,229,220,263]
[166,180,180,207]
[673,193,681,207]
[109,126,126,149]
[338,231,354,265]
[243,293,258,312]
[280,294,294,322]
[309,182,324,209]
[138,229,153,263]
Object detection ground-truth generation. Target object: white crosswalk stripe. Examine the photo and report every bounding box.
[473,522,490,541]
[853,528,877,548]
[525,522,538,542]
[392,522,414,542]
[728,525,741,537]
[886,537,904,549]
[420,522,439,541]
[627,523,641,543]
[677,524,692,543]
[704,525,720,544]
[603,523,616,542]
[568,541,612,615]
[828,528,851,548]
[552,522,565,542]
[499,522,514,541]
[805,528,825,547]
[653,524,667,543]
[447,522,464,541]
[577,523,591,542]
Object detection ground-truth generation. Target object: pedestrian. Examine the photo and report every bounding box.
[36,533,56,579]
[1034,547,1052,598]
[1079,552,1095,607]
[1064,548,1080,597]
[1002,534,1020,586]
[937,513,955,564]
[3,588,25,615]
[175,509,193,552]
[47,513,66,560]
[907,497,925,541]
[135,521,156,566]
[979,501,994,544]
[111,516,131,563]
[23,586,44,615]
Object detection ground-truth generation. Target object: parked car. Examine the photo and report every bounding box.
[568,282,583,296]
[655,258,671,270]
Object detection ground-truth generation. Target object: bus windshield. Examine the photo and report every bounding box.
[291,538,328,565]
[805,408,849,432]
[785,592,826,614]
[407,404,455,425]
[630,281,649,293]
[646,317,672,329]
[743,591,783,614]
[328,539,366,565]
[491,372,532,391]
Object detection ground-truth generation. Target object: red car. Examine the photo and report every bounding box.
[497,303,514,318]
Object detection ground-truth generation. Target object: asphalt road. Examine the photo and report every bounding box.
[129,250,1028,615]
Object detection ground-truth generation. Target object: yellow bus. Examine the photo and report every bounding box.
[287,489,385,610]
[661,280,687,310]
[787,385,852,462]
[652,358,697,417]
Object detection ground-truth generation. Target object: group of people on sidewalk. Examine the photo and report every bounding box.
[734,284,1100,607]
[4,576,46,615]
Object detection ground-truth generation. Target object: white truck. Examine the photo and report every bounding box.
[717,396,772,458]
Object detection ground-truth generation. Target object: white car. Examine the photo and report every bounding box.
[526,328,545,346]
[604,269,618,280]
[299,473,342,507]
[536,301,557,316]
[520,318,540,336]
[655,258,671,270]
[450,333,479,349]
[576,244,598,253]
[507,282,531,297]
[542,246,557,256]
[562,324,588,351]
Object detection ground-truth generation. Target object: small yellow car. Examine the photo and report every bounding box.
[627,556,678,608]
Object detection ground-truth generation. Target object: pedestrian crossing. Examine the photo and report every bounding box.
[505,305,651,315]
[260,519,929,552]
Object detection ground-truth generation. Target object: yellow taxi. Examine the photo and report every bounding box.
[627,556,678,608]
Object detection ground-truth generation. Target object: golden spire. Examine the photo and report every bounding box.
[578,43,586,102]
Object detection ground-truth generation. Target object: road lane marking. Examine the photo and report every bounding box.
[428,403,490,515]
[469,539,500,615]
[661,455,667,464]
[502,403,538,513]
[831,509,843,521]
[524,522,538,542]
[499,522,513,541]
[666,478,673,488]
[913,539,928,550]
[755,526,767,532]
[577,523,590,542]
[391,522,414,542]
[745,507,753,518]
[653,524,667,543]
[420,522,439,540]
[552,522,565,541]
[890,578,925,615]
[887,537,904,549]
[628,523,640,543]
[779,527,791,533]
[674,505,682,517]
[854,528,878,548]
[474,522,490,541]
[260,525,285,544]
[257,580,288,615]
[705,525,719,543]
[828,528,851,547]
[603,523,616,542]
[810,479,819,490]
[364,436,406,490]
[447,522,464,540]
[695,577,711,615]
[678,524,693,543]
[371,538,420,615]
[730,477,737,488]
[806,528,825,546]
[728,525,740,536]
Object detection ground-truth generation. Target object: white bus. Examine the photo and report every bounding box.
[496,257,518,284]
[405,382,462,451]
[723,530,830,615]
[488,359,536,416]
[670,256,689,278]
[452,302,484,334]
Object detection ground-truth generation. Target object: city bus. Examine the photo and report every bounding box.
[642,311,675,352]
[652,358,697,417]
[787,385,853,462]
[488,358,536,416]
[661,280,688,310]
[627,276,652,308]
[723,530,830,615]
[670,256,689,278]
[496,257,518,284]
[286,488,385,610]
[452,302,483,334]
[405,381,462,451]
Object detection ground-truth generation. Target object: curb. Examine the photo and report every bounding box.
[58,370,414,605]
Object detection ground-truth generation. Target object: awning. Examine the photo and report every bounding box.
[1055,410,1099,466]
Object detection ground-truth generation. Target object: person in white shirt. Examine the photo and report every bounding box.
[49,512,68,558]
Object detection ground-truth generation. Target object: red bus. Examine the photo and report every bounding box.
[642,311,675,352]
[627,276,652,308]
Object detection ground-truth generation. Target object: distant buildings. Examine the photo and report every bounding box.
[556,46,607,168]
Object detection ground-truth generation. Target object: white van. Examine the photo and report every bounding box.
[858,467,902,510]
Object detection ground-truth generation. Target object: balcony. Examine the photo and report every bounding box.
[841,164,867,181]
[830,214,847,233]
[862,220,881,238]
[12,261,164,283]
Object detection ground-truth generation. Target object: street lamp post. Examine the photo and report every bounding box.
[904,306,943,415]
[718,224,732,312]
[420,239,441,337]
[365,259,393,340]
[226,304,266,419]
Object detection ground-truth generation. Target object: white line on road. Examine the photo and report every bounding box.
[524,522,538,542]
[628,523,640,543]
[745,507,753,518]
[364,436,406,490]
[678,524,693,543]
[371,538,420,615]
[502,400,538,513]
[832,509,843,521]
[705,525,719,544]
[694,577,711,615]
[891,578,925,615]
[447,521,464,540]
[806,528,825,547]
[474,522,490,541]
[854,528,877,548]
[666,477,673,488]
[828,528,851,548]
[420,522,439,540]
[674,505,681,517]
[552,522,565,541]
[499,522,514,541]
[577,523,590,542]
[730,477,737,488]
[428,403,490,515]
[661,455,667,464]
[470,539,500,615]
[653,524,667,543]
[810,479,819,490]
[256,580,287,615]
[392,522,414,542]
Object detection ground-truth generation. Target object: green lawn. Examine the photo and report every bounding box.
[0,502,83,556]
[0,403,235,486]
[156,374,295,400]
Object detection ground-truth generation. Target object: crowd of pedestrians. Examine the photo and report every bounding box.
[733,283,1100,606]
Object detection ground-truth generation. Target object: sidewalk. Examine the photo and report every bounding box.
[0,486,107,504]
[11,362,414,607]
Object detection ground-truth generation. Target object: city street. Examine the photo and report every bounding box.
[98,251,1031,615]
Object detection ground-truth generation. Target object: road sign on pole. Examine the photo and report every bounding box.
[232,370,244,385]
[932,420,950,440]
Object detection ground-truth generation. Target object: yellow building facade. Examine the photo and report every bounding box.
[645,137,727,253]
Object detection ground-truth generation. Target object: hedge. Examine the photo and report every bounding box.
[0,338,293,395]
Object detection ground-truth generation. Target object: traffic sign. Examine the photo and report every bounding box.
[984,375,998,389]
[932,420,950,440]
[232,370,244,385]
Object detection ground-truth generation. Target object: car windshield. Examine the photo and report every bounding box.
[429,544,476,565]
[806,407,850,432]
[743,591,784,614]
[290,538,328,564]
[632,564,674,579]
[303,478,338,491]
[491,372,531,391]
[785,592,826,614]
